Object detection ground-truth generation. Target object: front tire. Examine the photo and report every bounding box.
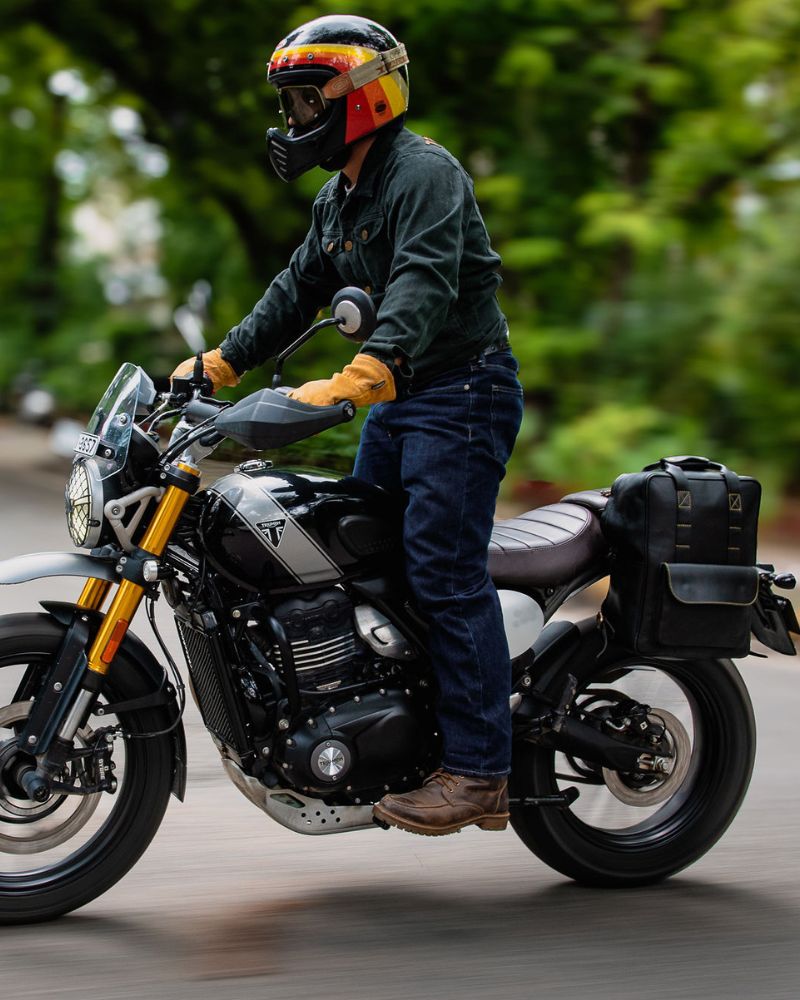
[0,614,174,923]
[510,655,756,887]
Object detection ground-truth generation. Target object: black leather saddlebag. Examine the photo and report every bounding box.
[601,456,761,658]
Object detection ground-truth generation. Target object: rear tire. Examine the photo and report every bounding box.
[510,655,756,887]
[0,614,174,923]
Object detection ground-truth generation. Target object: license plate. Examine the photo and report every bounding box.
[75,432,99,457]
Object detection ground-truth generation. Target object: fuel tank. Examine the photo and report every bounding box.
[198,465,403,592]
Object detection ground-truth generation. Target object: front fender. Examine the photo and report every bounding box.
[0,551,118,586]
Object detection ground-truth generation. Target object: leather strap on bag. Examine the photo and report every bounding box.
[659,460,693,564]
[721,467,743,566]
[648,456,744,565]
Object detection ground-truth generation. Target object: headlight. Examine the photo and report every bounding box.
[65,459,104,548]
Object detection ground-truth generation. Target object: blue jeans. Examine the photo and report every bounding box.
[353,347,524,776]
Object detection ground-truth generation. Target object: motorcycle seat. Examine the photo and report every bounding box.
[488,502,607,587]
[559,488,610,514]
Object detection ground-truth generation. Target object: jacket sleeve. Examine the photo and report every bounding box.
[219,195,342,374]
[359,152,467,372]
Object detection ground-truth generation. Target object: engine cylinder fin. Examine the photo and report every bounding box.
[268,588,370,693]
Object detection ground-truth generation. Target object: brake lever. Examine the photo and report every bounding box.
[191,352,214,397]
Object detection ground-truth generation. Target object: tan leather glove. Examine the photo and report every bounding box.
[288,353,396,407]
[171,348,240,393]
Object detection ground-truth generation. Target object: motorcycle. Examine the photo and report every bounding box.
[0,288,796,924]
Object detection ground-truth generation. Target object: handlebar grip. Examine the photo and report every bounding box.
[184,397,227,425]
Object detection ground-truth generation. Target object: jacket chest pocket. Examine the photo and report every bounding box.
[322,229,350,280]
[348,212,391,286]
[322,230,344,257]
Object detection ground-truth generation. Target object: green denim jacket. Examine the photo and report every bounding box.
[220,125,508,383]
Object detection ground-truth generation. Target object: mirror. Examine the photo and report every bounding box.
[332,286,377,342]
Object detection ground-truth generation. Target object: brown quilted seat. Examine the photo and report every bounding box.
[488,501,607,587]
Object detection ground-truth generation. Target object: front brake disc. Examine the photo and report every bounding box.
[0,701,102,855]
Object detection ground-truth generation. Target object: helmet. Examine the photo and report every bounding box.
[266,15,409,182]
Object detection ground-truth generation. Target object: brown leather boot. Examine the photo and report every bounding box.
[373,769,509,836]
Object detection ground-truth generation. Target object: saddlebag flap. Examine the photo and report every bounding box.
[601,456,761,658]
[657,564,759,656]
[663,563,759,606]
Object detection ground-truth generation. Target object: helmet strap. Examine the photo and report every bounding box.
[321,44,408,100]
[321,147,351,173]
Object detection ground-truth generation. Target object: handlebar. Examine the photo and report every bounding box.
[184,396,230,425]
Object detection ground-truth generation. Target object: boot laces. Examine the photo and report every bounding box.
[423,769,461,792]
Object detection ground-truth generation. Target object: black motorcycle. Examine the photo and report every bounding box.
[0,288,796,923]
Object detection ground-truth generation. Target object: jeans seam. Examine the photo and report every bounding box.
[439,762,509,778]
[448,385,492,773]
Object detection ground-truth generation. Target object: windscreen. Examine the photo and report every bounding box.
[75,363,153,479]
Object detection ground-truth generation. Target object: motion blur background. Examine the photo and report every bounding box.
[2,0,800,507]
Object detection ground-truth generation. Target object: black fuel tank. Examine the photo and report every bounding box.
[199,467,402,592]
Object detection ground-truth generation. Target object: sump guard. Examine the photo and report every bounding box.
[0,552,118,586]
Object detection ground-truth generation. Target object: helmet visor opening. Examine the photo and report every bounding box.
[277,85,330,129]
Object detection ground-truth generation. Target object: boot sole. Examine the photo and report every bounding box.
[372,804,509,837]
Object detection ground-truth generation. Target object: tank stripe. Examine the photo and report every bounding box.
[208,474,341,586]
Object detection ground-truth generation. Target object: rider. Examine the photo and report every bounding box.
[173,14,524,836]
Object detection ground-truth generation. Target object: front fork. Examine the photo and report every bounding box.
[19,463,199,795]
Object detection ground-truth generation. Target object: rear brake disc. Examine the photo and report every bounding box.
[602,708,692,807]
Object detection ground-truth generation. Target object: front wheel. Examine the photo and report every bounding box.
[0,614,175,923]
[510,655,756,887]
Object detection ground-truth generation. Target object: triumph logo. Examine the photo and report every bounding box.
[257,518,286,547]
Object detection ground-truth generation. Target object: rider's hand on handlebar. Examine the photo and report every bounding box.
[288,353,395,408]
[171,348,240,394]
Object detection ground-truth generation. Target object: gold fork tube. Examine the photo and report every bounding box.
[77,578,112,612]
[86,474,198,676]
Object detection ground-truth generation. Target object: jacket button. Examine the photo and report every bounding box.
[326,241,335,253]
[344,239,353,252]
[361,228,369,240]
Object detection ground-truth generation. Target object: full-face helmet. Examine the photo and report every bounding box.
[266,14,409,182]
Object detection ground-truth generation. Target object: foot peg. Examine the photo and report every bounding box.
[509,787,579,809]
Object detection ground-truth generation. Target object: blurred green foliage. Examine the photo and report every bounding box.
[1,0,799,492]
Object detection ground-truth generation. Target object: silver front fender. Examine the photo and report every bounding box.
[0,552,118,586]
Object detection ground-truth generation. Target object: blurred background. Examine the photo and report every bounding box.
[2,0,800,511]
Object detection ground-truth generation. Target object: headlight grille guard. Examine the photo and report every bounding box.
[65,459,104,548]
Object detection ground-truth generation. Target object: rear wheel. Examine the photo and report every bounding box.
[510,655,755,887]
[0,615,174,924]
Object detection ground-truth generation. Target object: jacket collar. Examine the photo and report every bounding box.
[336,120,405,202]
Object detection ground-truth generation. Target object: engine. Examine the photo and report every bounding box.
[258,588,433,797]
[170,463,434,797]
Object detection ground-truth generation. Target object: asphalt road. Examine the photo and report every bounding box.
[0,425,799,999]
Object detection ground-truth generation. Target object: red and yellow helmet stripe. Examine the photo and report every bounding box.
[268,42,409,145]
[269,43,377,76]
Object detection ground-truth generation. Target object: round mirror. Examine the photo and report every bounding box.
[332,286,377,343]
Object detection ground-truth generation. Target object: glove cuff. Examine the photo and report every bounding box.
[206,348,241,390]
[341,353,396,405]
